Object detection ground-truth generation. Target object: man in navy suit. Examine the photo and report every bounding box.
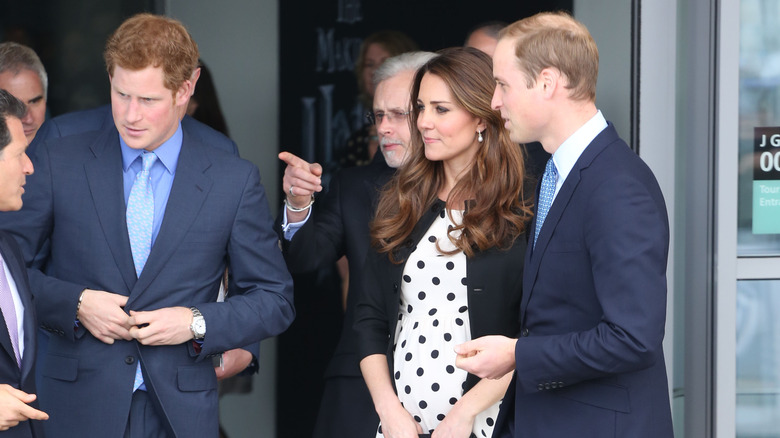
[28,105,255,382]
[0,90,47,436]
[0,14,294,437]
[455,12,673,438]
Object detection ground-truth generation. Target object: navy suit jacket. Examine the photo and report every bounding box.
[29,105,262,369]
[0,232,42,438]
[1,124,294,437]
[494,124,673,438]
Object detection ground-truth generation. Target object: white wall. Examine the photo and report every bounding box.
[166,1,280,436]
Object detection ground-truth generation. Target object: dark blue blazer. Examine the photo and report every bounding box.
[495,124,673,438]
[2,124,294,437]
[0,232,42,438]
[29,105,261,369]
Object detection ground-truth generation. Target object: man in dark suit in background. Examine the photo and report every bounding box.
[277,51,436,438]
[456,12,673,438]
[0,90,47,436]
[0,14,294,437]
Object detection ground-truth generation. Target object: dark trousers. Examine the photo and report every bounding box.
[313,376,379,438]
[124,390,171,438]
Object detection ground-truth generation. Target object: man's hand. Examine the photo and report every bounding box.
[214,348,253,380]
[0,385,48,431]
[278,152,323,213]
[455,335,518,379]
[77,289,132,344]
[128,307,194,346]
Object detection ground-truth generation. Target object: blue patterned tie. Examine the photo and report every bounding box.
[126,151,156,391]
[534,158,558,249]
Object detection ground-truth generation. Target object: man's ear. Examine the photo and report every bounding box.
[175,81,191,106]
[538,68,560,98]
[188,67,201,98]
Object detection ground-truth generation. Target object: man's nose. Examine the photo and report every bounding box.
[491,88,502,110]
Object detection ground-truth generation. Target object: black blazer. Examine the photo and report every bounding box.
[277,153,395,377]
[355,199,526,392]
[0,232,42,438]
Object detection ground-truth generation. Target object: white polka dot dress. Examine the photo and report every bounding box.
[376,209,500,438]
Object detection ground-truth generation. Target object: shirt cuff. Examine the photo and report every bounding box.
[281,207,312,240]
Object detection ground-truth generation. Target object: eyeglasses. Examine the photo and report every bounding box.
[365,109,410,125]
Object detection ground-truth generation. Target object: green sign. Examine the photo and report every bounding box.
[753,127,780,234]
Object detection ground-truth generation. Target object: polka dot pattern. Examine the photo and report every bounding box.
[375,209,500,438]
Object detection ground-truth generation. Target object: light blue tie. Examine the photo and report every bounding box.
[126,151,157,392]
[534,158,558,249]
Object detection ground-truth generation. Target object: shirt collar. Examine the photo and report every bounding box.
[551,110,608,185]
[120,123,183,174]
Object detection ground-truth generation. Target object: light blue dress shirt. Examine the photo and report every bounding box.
[120,124,183,246]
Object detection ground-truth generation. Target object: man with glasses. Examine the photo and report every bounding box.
[277,51,436,438]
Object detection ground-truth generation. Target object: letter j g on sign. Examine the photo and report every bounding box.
[753,127,780,233]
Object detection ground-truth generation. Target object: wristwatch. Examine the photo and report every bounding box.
[190,307,206,339]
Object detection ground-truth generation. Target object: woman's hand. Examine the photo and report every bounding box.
[377,401,424,438]
[431,403,475,438]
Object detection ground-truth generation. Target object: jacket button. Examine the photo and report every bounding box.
[558,381,564,387]
[537,383,544,391]
[125,356,135,365]
[544,382,551,390]
[521,328,529,337]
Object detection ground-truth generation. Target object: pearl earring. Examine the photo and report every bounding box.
[478,130,483,142]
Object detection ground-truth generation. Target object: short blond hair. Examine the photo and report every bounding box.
[501,11,598,101]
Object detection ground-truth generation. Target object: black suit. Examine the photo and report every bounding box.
[355,199,526,396]
[0,232,42,438]
[276,153,394,437]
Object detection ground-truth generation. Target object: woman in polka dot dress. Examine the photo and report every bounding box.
[355,47,533,438]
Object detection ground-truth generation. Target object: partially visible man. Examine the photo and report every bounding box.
[455,12,673,438]
[0,14,294,438]
[464,21,506,57]
[0,43,47,144]
[277,51,436,438]
[0,89,47,437]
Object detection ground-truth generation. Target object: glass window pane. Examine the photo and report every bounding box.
[738,0,780,255]
[737,280,780,436]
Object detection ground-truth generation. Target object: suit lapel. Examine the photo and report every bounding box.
[84,128,137,292]
[127,132,213,302]
[521,125,619,315]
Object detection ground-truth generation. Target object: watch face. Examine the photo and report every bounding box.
[193,319,206,337]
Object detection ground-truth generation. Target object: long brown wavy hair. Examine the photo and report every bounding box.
[371,47,533,263]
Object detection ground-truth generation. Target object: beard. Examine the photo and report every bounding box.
[380,137,407,168]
